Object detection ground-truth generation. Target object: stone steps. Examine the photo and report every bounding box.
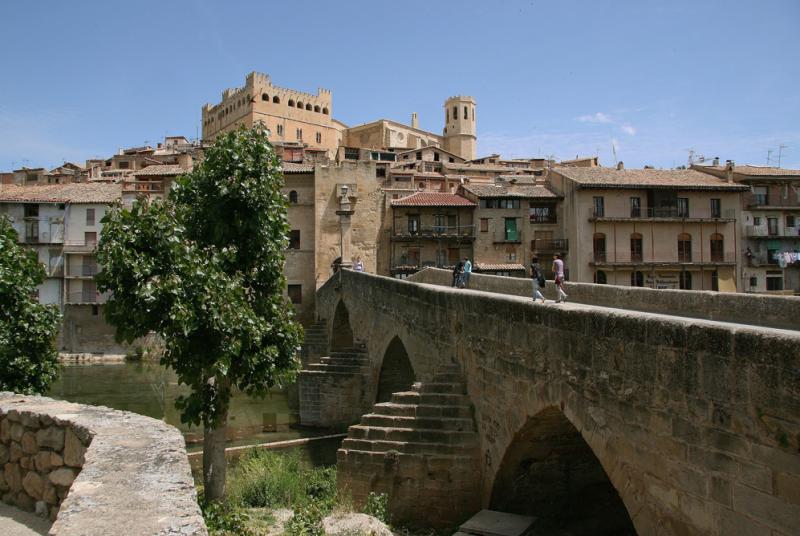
[372,402,472,419]
[341,438,477,456]
[414,382,467,395]
[346,424,478,446]
[338,448,476,467]
[390,391,472,406]
[305,363,364,374]
[359,414,475,432]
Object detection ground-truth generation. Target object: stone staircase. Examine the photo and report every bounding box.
[337,364,481,528]
[298,346,370,428]
[300,319,328,365]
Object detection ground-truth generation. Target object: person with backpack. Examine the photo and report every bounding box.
[531,255,546,303]
[452,260,464,288]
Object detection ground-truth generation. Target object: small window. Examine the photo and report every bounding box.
[91,304,99,316]
[678,197,689,218]
[314,105,320,113]
[749,276,758,287]
[287,284,302,304]
[288,99,295,107]
[86,208,95,226]
[631,270,644,287]
[464,105,468,119]
[316,132,322,144]
[594,270,607,284]
[753,186,768,205]
[277,124,284,136]
[296,128,303,140]
[434,152,440,162]
[273,96,280,104]
[710,198,721,218]
[289,191,298,203]
[453,106,458,120]
[262,93,269,101]
[480,218,488,232]
[678,233,692,262]
[416,152,422,160]
[680,270,692,290]
[289,230,300,249]
[592,196,605,217]
[630,197,641,217]
[753,216,762,226]
[787,215,796,228]
[322,107,329,115]
[449,157,454,163]
[118,161,130,169]
[376,167,386,178]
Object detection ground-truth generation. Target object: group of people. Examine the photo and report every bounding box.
[451,257,472,288]
[530,253,568,304]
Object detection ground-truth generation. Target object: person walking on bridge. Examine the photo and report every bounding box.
[452,260,464,288]
[530,256,546,303]
[463,257,472,287]
[552,253,568,303]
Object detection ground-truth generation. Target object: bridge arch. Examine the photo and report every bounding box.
[375,336,416,403]
[489,406,635,535]
[330,299,354,351]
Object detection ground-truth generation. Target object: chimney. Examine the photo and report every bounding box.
[725,160,735,183]
[411,112,418,129]
[712,156,719,166]
[617,161,625,170]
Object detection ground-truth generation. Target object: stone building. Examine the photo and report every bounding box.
[459,180,565,277]
[549,165,748,290]
[694,163,800,294]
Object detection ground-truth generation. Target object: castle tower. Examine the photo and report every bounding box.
[442,96,476,161]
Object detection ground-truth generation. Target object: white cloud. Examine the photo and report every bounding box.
[576,112,613,124]
[621,124,637,136]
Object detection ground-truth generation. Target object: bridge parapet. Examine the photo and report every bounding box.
[318,269,800,534]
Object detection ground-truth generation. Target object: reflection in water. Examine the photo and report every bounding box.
[48,362,318,453]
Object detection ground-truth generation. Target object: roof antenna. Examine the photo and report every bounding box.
[611,142,618,167]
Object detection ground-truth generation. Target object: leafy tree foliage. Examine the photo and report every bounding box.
[96,125,303,500]
[0,216,60,394]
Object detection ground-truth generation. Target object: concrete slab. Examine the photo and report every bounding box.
[0,502,51,536]
[459,509,536,536]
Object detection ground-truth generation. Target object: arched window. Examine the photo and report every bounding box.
[631,270,644,287]
[288,99,295,107]
[464,105,468,119]
[595,270,607,284]
[679,270,692,290]
[262,93,269,101]
[296,101,303,109]
[305,103,312,111]
[630,232,643,263]
[710,233,724,262]
[678,233,692,262]
[314,105,320,112]
[322,107,329,115]
[453,106,458,120]
[593,233,606,263]
[273,96,280,104]
[289,190,298,204]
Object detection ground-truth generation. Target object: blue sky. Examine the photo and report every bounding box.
[1,0,798,170]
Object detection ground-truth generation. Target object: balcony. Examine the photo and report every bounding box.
[391,225,475,241]
[492,227,521,244]
[122,181,164,194]
[743,193,800,209]
[65,291,107,304]
[531,239,569,252]
[65,264,100,278]
[746,226,800,238]
[591,251,737,266]
[390,259,458,273]
[63,240,97,253]
[589,207,736,222]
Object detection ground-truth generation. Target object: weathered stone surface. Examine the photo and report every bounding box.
[4,463,21,492]
[22,471,44,500]
[8,442,22,463]
[0,444,8,465]
[42,480,57,505]
[0,419,9,442]
[19,455,31,470]
[63,428,85,468]
[33,451,51,472]
[49,452,63,467]
[15,490,34,511]
[322,513,393,536]
[20,431,37,454]
[48,467,77,487]
[9,423,24,442]
[35,426,64,450]
[35,499,48,517]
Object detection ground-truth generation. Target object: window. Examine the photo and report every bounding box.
[289,190,298,203]
[85,231,97,246]
[86,208,95,226]
[480,218,488,232]
[680,270,692,290]
[296,128,303,141]
[593,196,605,217]
[316,132,322,144]
[711,270,719,292]
[277,124,284,136]
[91,304,99,316]
[273,96,280,104]
[630,233,643,263]
[118,161,130,169]
[408,215,420,234]
[506,250,517,262]
[710,233,724,262]
[766,275,784,291]
[753,186,768,205]
[376,167,386,178]
[749,276,758,288]
[677,233,691,262]
[449,157,454,163]
[631,271,644,287]
[433,152,440,162]
[24,204,39,218]
[753,216,762,226]
[529,204,556,223]
[787,215,796,228]
[594,270,607,284]
[593,233,606,263]
[504,218,518,241]
[710,198,721,218]
[630,197,641,217]
[433,214,446,234]
[288,285,302,304]
[416,152,422,160]
[322,107,329,115]
[768,217,778,236]
[288,99,295,107]
[262,93,269,101]
[289,230,300,249]
[677,197,689,218]
[464,106,468,119]
[453,106,458,120]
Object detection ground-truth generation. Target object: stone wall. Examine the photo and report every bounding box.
[0,393,206,535]
[319,269,800,534]
[408,267,800,330]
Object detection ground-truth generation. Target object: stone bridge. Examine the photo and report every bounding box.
[299,269,800,535]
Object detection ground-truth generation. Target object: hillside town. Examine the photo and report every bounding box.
[1,71,798,351]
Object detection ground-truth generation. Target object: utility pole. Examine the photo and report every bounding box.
[777,144,789,168]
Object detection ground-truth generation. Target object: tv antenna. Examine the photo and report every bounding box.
[611,142,618,166]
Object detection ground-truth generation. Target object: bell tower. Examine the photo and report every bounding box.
[443,95,477,160]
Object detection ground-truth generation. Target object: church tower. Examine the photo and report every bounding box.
[442,96,477,161]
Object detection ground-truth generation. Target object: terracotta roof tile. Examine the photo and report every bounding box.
[391,192,475,207]
[0,183,122,204]
[462,184,559,199]
[281,162,314,173]
[134,164,186,177]
[698,164,800,178]
[553,166,749,191]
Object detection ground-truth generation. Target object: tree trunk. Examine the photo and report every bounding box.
[203,378,231,502]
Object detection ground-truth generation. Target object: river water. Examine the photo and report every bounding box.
[47,362,330,456]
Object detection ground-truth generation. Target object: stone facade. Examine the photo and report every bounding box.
[315,269,800,534]
[0,393,205,535]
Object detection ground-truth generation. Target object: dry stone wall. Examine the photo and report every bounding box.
[0,393,206,535]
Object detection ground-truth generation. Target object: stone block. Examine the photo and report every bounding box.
[705,428,751,458]
[43,480,58,505]
[10,423,24,442]
[711,476,732,507]
[6,410,21,422]
[719,508,772,536]
[15,490,35,512]
[19,456,32,470]
[774,472,800,506]
[20,413,39,429]
[49,467,77,487]
[64,427,86,467]
[4,464,21,492]
[34,451,51,472]
[0,444,8,465]
[738,461,773,493]
[36,426,65,450]
[22,471,44,500]
[21,430,38,454]
[50,452,64,467]
[733,483,800,535]
[0,418,9,442]
[0,469,6,492]
[35,500,48,517]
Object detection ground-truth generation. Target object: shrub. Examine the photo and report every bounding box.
[285,502,325,536]
[201,500,254,536]
[364,492,390,524]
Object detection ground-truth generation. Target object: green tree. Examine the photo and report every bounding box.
[0,216,60,394]
[96,125,303,501]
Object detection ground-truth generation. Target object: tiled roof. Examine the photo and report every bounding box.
[0,183,122,204]
[475,263,526,272]
[560,155,598,164]
[281,162,314,173]
[391,192,476,207]
[552,167,749,191]
[134,164,186,177]
[462,184,559,199]
[444,163,520,173]
[698,165,800,178]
